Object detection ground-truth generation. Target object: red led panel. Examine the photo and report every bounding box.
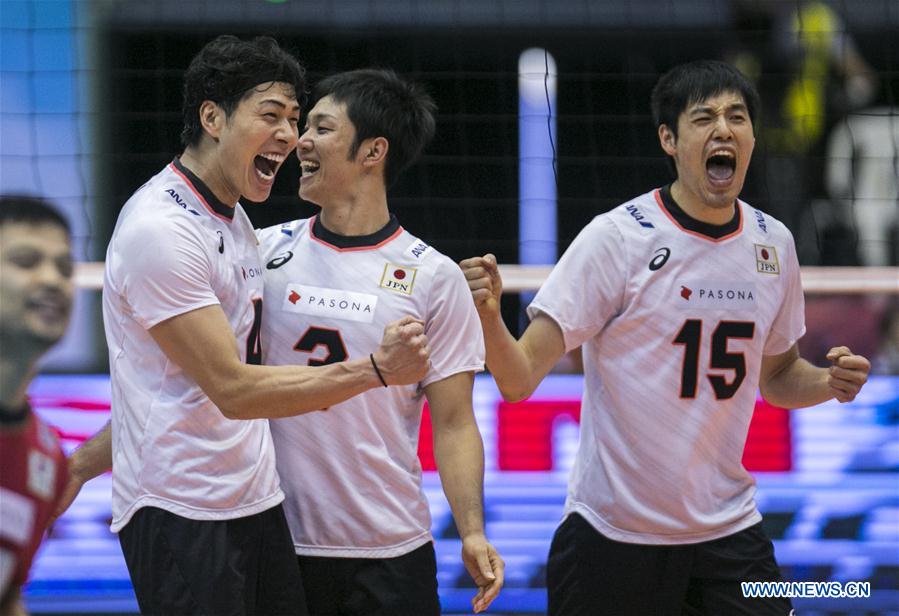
[742,398,792,471]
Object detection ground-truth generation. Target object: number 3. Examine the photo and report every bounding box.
[294,326,348,366]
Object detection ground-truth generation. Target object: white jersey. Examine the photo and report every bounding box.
[103,159,282,533]
[258,215,484,558]
[528,186,805,545]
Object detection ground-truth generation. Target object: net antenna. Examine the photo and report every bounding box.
[518,47,558,275]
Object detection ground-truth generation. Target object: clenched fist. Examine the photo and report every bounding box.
[459,254,503,320]
[825,346,870,403]
[372,316,430,385]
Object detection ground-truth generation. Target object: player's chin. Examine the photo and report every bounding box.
[298,182,321,205]
[245,183,275,204]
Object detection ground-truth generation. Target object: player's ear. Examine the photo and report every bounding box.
[658,124,677,156]
[361,136,389,168]
[199,100,225,142]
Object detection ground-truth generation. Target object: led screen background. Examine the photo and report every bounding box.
[28,374,899,614]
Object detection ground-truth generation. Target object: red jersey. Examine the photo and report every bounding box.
[0,410,68,596]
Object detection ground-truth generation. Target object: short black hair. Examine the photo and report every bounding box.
[651,60,760,175]
[0,195,71,235]
[181,35,306,147]
[311,69,436,188]
[651,60,760,136]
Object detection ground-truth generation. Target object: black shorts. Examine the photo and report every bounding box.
[296,542,440,616]
[547,513,793,616]
[119,504,306,616]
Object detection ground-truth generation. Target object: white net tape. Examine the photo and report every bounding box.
[76,263,898,294]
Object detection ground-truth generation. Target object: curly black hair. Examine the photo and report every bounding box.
[180,35,306,147]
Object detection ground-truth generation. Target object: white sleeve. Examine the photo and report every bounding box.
[764,232,806,355]
[527,215,627,353]
[114,216,219,330]
[421,257,486,387]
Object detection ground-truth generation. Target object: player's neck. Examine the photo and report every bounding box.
[179,148,239,208]
[318,190,390,237]
[670,180,735,226]
[0,353,36,410]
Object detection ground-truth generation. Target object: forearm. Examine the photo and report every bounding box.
[761,357,832,409]
[70,421,113,483]
[433,421,487,540]
[480,315,540,402]
[214,358,382,420]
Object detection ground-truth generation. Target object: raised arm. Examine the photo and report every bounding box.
[426,371,503,613]
[460,254,565,402]
[760,344,870,408]
[150,307,429,420]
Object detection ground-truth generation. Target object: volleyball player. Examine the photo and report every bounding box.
[461,60,870,615]
[257,69,503,615]
[56,38,429,616]
[0,196,72,616]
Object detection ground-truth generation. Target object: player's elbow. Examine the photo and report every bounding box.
[497,382,533,404]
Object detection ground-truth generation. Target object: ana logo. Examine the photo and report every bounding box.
[649,247,671,271]
[267,251,294,269]
[380,263,417,295]
[754,244,780,274]
[754,210,768,233]
[165,188,200,216]
[280,223,293,237]
[676,281,757,310]
[283,284,378,324]
[626,204,654,229]
[404,239,432,260]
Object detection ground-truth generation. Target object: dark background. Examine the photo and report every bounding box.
[93,0,899,329]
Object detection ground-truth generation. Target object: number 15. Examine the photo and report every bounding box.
[673,320,755,399]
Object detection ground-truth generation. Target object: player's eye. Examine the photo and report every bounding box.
[7,251,41,269]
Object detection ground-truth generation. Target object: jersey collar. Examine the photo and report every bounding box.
[0,401,30,427]
[310,213,403,251]
[171,157,235,222]
[656,184,742,241]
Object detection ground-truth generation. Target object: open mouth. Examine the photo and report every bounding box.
[706,150,736,182]
[300,160,320,177]
[254,152,284,181]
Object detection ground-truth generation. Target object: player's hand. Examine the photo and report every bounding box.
[372,316,429,385]
[48,467,85,526]
[459,254,503,320]
[825,346,870,403]
[461,533,504,613]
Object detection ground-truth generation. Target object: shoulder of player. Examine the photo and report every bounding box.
[566,193,657,249]
[381,232,459,288]
[603,189,665,235]
[256,218,308,258]
[739,201,795,245]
